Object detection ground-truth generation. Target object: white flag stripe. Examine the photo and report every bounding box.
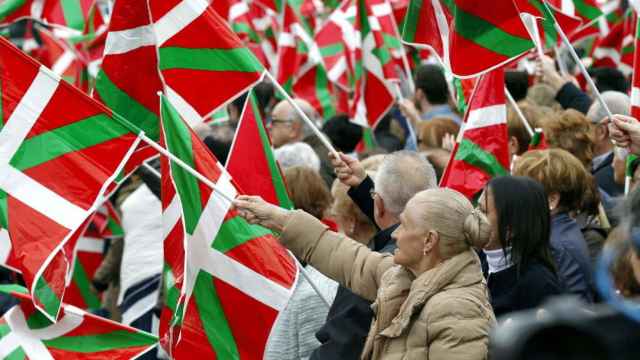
[0,229,11,265]
[162,194,182,240]
[229,2,249,22]
[0,164,87,230]
[464,104,506,132]
[631,87,640,107]
[153,0,209,46]
[51,51,75,76]
[76,237,104,254]
[165,86,204,126]
[371,2,392,17]
[278,32,296,48]
[0,67,59,164]
[104,25,156,55]
[328,57,348,82]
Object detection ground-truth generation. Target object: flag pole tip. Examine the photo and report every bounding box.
[156,91,163,97]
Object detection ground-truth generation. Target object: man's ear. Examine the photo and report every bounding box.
[508,136,520,156]
[375,195,385,218]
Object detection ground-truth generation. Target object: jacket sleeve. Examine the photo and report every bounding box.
[426,295,492,360]
[555,82,593,114]
[280,210,393,302]
[347,176,378,228]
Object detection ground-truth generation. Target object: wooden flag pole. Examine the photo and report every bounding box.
[264,71,340,159]
[505,87,534,137]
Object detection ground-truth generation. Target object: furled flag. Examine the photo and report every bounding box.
[275,0,338,118]
[0,36,143,320]
[314,0,357,91]
[148,0,264,125]
[0,284,157,359]
[94,0,163,173]
[528,128,548,150]
[226,90,293,209]
[0,0,41,25]
[401,0,535,78]
[158,94,298,358]
[440,68,510,198]
[351,0,395,128]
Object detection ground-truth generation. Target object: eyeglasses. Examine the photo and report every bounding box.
[267,117,292,128]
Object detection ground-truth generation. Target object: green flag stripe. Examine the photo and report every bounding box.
[454,138,508,177]
[0,0,26,21]
[1,76,4,129]
[72,259,102,309]
[401,0,422,42]
[574,0,602,21]
[158,47,263,73]
[193,271,240,358]
[454,8,533,58]
[250,95,293,209]
[319,43,344,57]
[106,217,124,237]
[34,277,61,319]
[232,22,260,43]
[9,114,132,171]
[212,216,272,253]
[43,330,157,352]
[163,265,180,313]
[0,189,8,229]
[362,127,376,149]
[0,323,10,337]
[0,323,26,359]
[315,66,336,119]
[61,0,85,30]
[626,154,638,177]
[161,97,203,234]
[95,70,160,141]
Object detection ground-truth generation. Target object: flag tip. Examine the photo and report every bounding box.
[156,91,163,97]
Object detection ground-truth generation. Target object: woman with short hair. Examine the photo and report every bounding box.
[235,188,496,360]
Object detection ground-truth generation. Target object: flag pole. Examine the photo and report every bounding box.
[264,71,340,159]
[554,46,568,76]
[553,21,614,121]
[139,133,236,203]
[505,87,534,137]
[142,161,161,178]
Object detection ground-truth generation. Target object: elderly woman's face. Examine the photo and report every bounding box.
[391,200,428,268]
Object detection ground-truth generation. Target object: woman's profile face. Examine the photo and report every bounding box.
[478,188,500,250]
[391,198,427,268]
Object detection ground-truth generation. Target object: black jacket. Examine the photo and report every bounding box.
[555,82,592,114]
[310,176,398,360]
[592,152,624,197]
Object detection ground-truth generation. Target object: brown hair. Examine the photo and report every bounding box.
[418,117,460,150]
[331,178,376,242]
[507,101,543,155]
[605,227,640,297]
[513,149,589,212]
[284,166,332,220]
[540,109,595,168]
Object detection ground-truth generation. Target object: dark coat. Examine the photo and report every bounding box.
[310,176,398,360]
[592,152,624,197]
[550,213,595,303]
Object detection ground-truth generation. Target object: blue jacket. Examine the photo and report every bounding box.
[550,213,594,303]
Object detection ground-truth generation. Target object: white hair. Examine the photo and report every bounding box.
[587,91,630,124]
[374,150,438,215]
[274,142,321,172]
[286,99,320,138]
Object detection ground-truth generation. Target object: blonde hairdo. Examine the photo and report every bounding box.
[411,188,491,258]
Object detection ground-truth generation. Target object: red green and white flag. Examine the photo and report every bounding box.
[592,11,634,69]
[631,14,640,120]
[351,0,395,127]
[0,0,42,25]
[528,127,548,150]
[548,0,603,27]
[402,0,535,78]
[514,0,583,50]
[158,94,298,358]
[41,0,96,32]
[212,0,262,45]
[440,68,510,198]
[0,284,157,359]
[226,90,293,209]
[0,36,143,320]
[32,27,84,85]
[148,0,264,125]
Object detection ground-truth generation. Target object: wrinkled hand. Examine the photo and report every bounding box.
[234,195,291,233]
[609,115,640,155]
[398,98,421,126]
[329,151,366,187]
[442,133,456,152]
[536,55,566,91]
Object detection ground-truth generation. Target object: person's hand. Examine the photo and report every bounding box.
[609,115,640,155]
[537,55,566,92]
[442,133,456,152]
[328,151,366,187]
[398,98,421,127]
[234,195,291,233]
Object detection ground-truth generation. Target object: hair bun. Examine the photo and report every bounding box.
[463,209,491,248]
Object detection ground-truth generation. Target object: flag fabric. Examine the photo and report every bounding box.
[402,0,535,78]
[41,0,96,32]
[514,0,583,50]
[148,0,264,125]
[592,12,633,69]
[158,94,298,358]
[0,284,157,359]
[548,0,603,26]
[528,127,548,150]
[0,36,143,320]
[0,0,41,25]
[440,68,510,198]
[351,0,395,128]
[226,90,293,209]
[32,27,84,84]
[631,15,640,120]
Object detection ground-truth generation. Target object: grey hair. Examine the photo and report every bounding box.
[587,91,630,124]
[373,150,438,215]
[286,99,320,138]
[274,142,321,172]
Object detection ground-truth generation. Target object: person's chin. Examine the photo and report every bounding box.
[392,251,405,265]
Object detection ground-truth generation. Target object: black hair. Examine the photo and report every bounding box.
[590,67,630,93]
[505,71,529,101]
[321,114,363,153]
[254,81,276,114]
[487,176,556,274]
[415,64,449,104]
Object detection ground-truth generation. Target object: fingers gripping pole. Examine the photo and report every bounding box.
[264,71,340,159]
[505,88,534,137]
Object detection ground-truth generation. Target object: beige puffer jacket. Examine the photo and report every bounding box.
[281,210,496,360]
